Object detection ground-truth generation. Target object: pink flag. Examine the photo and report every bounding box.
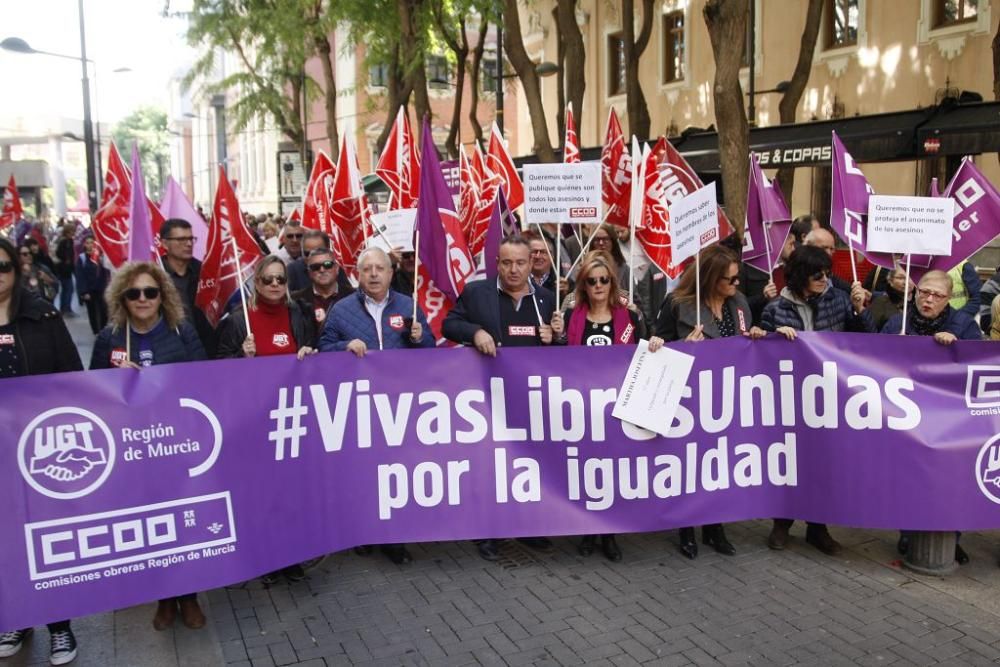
[1,175,24,230]
[486,122,524,210]
[160,177,209,260]
[563,102,581,164]
[376,107,421,210]
[601,110,631,228]
[127,145,158,263]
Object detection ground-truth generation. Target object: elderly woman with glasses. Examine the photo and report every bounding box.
[554,255,663,562]
[760,244,874,556]
[655,245,764,560]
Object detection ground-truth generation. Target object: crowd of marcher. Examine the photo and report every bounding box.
[0,210,994,665]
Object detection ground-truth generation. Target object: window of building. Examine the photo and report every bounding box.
[825,0,859,49]
[481,57,498,94]
[608,32,626,97]
[662,11,685,83]
[427,55,450,88]
[369,63,389,88]
[933,0,978,27]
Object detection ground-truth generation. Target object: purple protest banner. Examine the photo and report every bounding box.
[3,334,1000,629]
[744,154,791,276]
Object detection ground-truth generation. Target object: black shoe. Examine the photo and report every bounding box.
[283,564,306,582]
[382,544,412,565]
[353,545,374,556]
[478,539,500,561]
[678,527,698,560]
[261,571,282,585]
[517,537,554,553]
[601,535,622,562]
[0,628,32,658]
[578,535,596,557]
[897,534,910,555]
[956,544,970,565]
[49,627,77,666]
[805,526,842,556]
[702,525,736,556]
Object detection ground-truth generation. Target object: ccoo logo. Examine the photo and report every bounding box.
[17,407,116,500]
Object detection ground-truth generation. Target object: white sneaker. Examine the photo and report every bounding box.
[49,628,77,665]
[0,628,32,658]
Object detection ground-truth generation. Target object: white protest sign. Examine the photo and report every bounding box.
[523,162,602,225]
[668,181,719,265]
[367,208,417,252]
[612,340,695,437]
[867,195,954,256]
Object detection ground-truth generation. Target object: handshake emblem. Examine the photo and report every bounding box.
[30,447,108,482]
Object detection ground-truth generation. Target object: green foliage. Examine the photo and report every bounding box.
[111,106,171,197]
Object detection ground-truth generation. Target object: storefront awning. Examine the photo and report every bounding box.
[918,101,1000,157]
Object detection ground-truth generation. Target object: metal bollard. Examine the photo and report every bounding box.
[903,530,957,576]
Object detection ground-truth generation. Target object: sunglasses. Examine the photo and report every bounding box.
[722,275,740,285]
[284,233,304,240]
[258,274,288,286]
[809,270,831,281]
[586,276,611,286]
[124,287,161,301]
[0,260,13,273]
[308,260,336,272]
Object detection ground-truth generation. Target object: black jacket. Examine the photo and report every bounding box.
[3,290,83,377]
[215,300,316,358]
[443,278,557,345]
[90,320,207,369]
[164,258,217,356]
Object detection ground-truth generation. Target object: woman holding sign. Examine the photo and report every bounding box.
[655,245,765,559]
[554,255,664,562]
[760,245,874,556]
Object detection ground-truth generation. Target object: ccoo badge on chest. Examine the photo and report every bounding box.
[389,314,405,330]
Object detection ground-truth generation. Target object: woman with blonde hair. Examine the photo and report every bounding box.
[89,261,208,631]
[553,255,664,562]
[990,297,1000,341]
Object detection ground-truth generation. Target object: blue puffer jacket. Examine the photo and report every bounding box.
[319,289,435,351]
[761,286,875,333]
[90,319,206,369]
[882,305,982,340]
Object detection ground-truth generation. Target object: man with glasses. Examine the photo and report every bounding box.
[292,248,353,341]
[276,220,305,265]
[288,229,331,292]
[160,218,216,354]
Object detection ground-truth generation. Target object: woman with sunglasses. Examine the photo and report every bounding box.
[88,263,209,630]
[216,255,316,583]
[760,244,874,556]
[18,243,58,302]
[555,256,664,562]
[0,238,84,664]
[655,245,765,560]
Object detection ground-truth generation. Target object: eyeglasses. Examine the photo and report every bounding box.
[917,288,949,301]
[592,236,611,244]
[0,261,13,273]
[284,233,303,240]
[258,274,288,286]
[722,275,740,285]
[809,270,831,281]
[19,251,30,256]
[529,249,548,256]
[586,276,611,286]
[124,287,161,301]
[308,260,336,272]
[164,236,196,244]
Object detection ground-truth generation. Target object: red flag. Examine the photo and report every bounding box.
[91,142,132,268]
[654,138,733,241]
[1,175,24,230]
[196,167,263,327]
[486,122,524,210]
[458,146,481,248]
[376,107,421,210]
[330,136,374,277]
[289,208,302,223]
[300,150,336,235]
[601,110,632,228]
[563,102,581,164]
[637,139,684,279]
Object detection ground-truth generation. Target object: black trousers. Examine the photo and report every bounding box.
[83,294,107,334]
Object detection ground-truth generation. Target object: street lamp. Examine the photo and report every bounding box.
[1,1,98,213]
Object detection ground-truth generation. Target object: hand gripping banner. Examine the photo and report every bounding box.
[3,334,1000,628]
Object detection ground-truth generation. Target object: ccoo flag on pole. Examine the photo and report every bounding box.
[126,144,158,263]
[744,154,792,275]
[1,174,24,230]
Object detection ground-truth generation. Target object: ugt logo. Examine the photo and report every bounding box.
[18,407,116,500]
[976,433,1000,505]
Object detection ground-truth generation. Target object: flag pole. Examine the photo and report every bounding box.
[231,236,252,336]
[900,254,911,336]
[695,251,701,330]
[628,209,637,305]
[531,222,556,273]
[412,230,420,321]
[555,232,562,312]
[847,237,859,284]
[762,221,774,283]
[126,317,131,363]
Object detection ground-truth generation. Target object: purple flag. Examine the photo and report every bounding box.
[830,132,894,270]
[414,117,474,303]
[483,188,518,280]
[744,154,791,275]
[160,176,209,260]
[912,158,1000,279]
[126,144,157,263]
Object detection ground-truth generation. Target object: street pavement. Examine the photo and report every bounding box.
[8,314,1000,666]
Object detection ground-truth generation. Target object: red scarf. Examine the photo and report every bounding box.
[248,300,295,356]
[566,303,635,346]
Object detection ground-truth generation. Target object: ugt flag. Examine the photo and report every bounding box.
[1,174,24,230]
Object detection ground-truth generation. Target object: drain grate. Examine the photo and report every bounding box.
[495,539,541,569]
